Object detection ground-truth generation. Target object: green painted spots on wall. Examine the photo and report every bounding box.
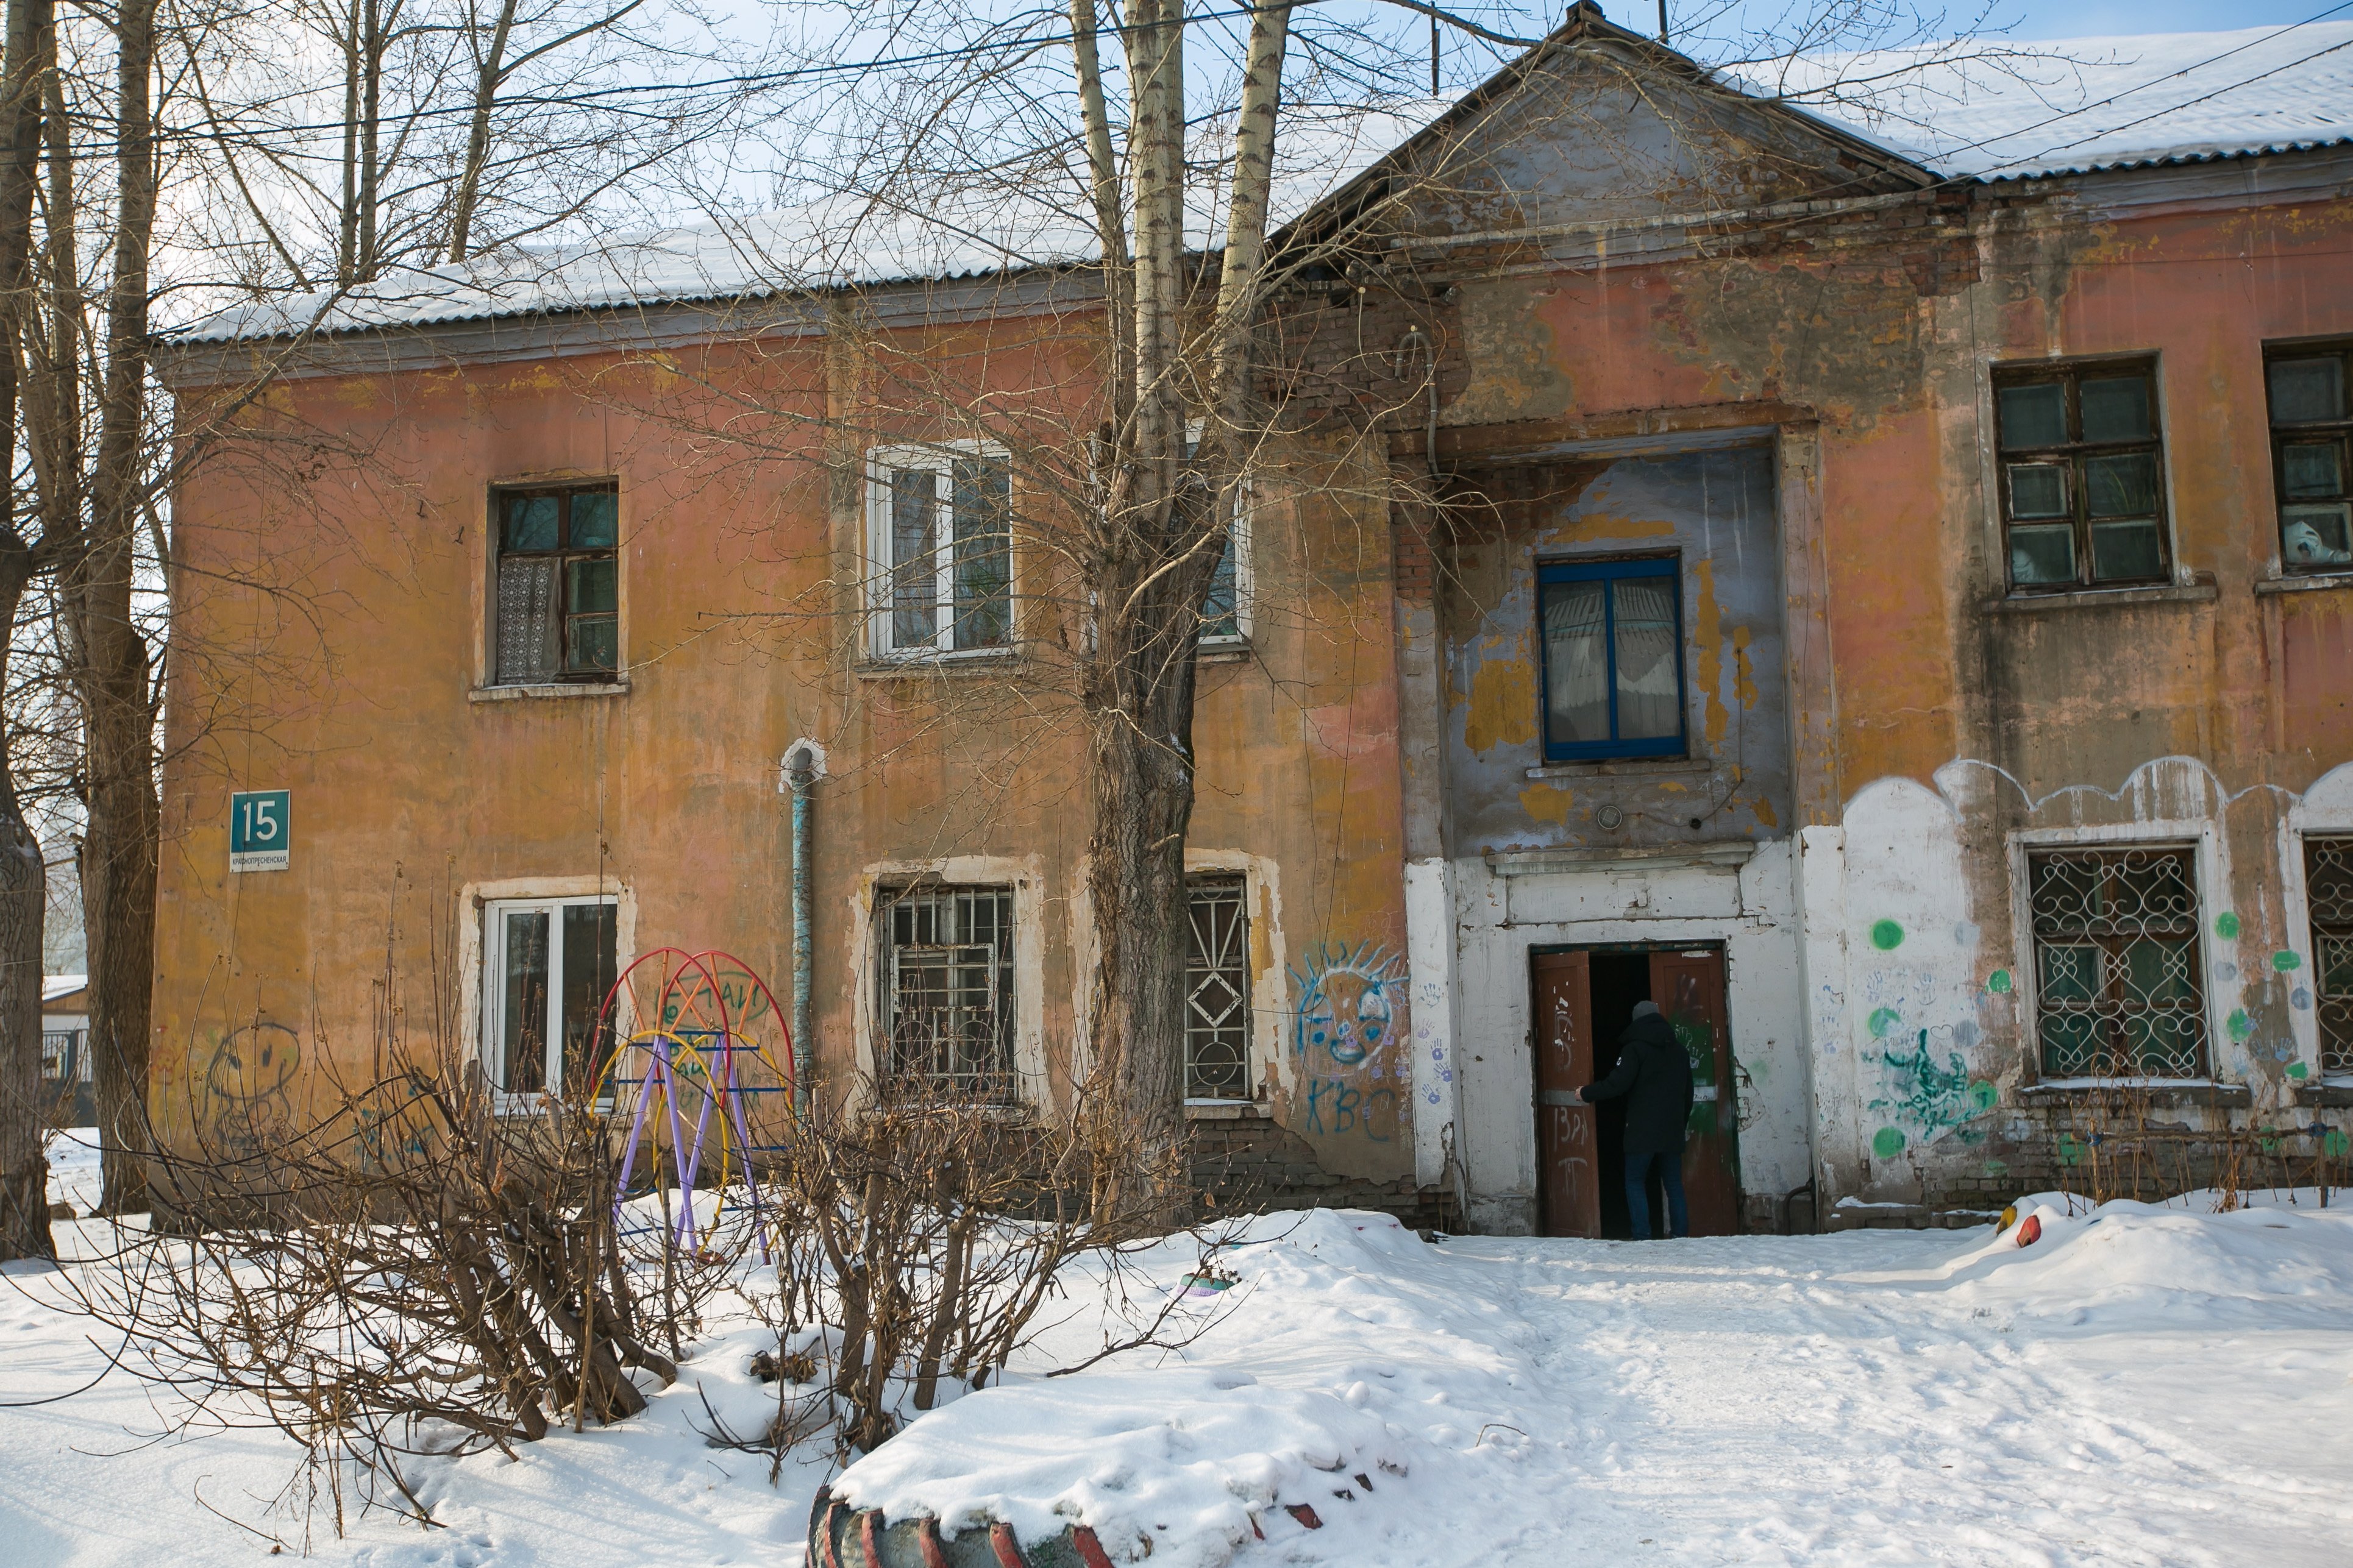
[1872,1126,1906,1159]
[1982,1158,2009,1179]
[2215,911,2241,940]
[2328,1130,2351,1159]
[1870,919,1905,951]
[2229,1009,2254,1041]
[1986,969,2012,994]
[2057,1132,2084,1167]
[2288,1060,2310,1080]
[1968,1079,1998,1112]
[1868,1007,1902,1038]
[2273,950,2303,972]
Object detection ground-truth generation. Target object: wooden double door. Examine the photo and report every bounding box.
[1530,946,1742,1238]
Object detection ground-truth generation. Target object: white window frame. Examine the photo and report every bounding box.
[1199,481,1255,648]
[1078,424,1255,649]
[866,441,1016,661]
[1184,421,1255,648]
[481,893,621,1105]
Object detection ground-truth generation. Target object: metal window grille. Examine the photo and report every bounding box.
[2306,837,2353,1073]
[2028,846,2208,1079]
[40,1030,76,1084]
[1184,878,1251,1099]
[881,885,1016,1096]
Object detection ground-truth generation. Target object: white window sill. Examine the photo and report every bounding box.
[856,649,1019,679]
[2020,1077,2251,1106]
[1184,1099,1271,1119]
[1198,640,1253,664]
[471,679,629,702]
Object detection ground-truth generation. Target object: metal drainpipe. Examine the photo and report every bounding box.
[785,745,819,1114]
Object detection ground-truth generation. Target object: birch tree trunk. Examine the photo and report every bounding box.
[449,0,521,262]
[1077,0,1290,1201]
[77,0,160,1215]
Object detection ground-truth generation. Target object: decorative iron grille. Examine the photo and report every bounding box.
[2027,846,2208,1079]
[880,885,1017,1097]
[2306,837,2353,1073]
[1184,878,1251,1099]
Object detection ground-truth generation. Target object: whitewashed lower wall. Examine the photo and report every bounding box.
[1450,840,1811,1235]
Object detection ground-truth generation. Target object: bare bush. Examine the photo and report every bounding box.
[761,1073,1192,1457]
[64,1054,724,1524]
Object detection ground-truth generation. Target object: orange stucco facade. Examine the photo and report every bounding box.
[155,15,2353,1232]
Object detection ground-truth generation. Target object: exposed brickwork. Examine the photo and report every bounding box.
[1391,517,1438,606]
[1190,1116,1451,1230]
[1858,1096,2353,1224]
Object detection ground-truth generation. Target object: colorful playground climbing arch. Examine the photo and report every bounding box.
[593,948,797,1255]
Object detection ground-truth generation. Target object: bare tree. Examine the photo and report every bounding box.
[0,0,59,1260]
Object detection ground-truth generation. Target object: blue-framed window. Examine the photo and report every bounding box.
[1536,556,1687,762]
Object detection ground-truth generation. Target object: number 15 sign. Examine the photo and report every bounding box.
[229,790,291,873]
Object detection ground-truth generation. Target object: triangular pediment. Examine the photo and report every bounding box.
[1288,3,1932,254]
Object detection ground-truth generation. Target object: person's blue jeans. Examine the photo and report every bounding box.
[1625,1149,1690,1240]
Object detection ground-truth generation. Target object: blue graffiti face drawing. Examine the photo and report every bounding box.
[1294,943,1401,1066]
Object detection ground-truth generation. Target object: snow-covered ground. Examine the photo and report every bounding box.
[6,1131,2351,1567]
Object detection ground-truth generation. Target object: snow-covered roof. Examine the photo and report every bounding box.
[171,105,1443,347]
[1771,22,2353,180]
[42,974,85,1005]
[170,23,2353,347]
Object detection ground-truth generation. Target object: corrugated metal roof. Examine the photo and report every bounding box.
[1765,21,2353,180]
[171,105,1443,346]
[172,24,2353,346]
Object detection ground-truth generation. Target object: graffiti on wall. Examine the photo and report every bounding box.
[1292,942,1403,1067]
[196,1021,301,1158]
[1291,942,1406,1141]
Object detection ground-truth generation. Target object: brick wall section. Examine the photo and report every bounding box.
[1191,1117,1451,1230]
[1839,1099,2353,1229]
[1392,514,1438,607]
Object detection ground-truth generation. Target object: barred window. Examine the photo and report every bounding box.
[1184,877,1251,1100]
[2305,837,2353,1074]
[493,483,619,683]
[2028,846,2207,1079]
[880,885,1016,1098]
[1995,360,2169,591]
[2267,343,2353,571]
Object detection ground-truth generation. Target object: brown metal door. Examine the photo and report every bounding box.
[1531,951,1600,1238]
[1650,948,1741,1235]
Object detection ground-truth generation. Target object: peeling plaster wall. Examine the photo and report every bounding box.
[152,339,1421,1194]
[1441,445,1791,852]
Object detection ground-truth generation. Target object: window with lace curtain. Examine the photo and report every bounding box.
[1536,556,1686,762]
[491,483,619,684]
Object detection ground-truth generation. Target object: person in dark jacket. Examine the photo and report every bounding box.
[1579,999,1695,1239]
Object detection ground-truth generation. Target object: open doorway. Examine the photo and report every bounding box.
[1529,943,1742,1239]
[1586,952,1651,1240]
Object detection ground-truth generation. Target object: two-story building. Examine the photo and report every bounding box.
[155,6,2353,1233]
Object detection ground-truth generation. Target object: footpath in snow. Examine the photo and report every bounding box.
[4,1132,2351,1567]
